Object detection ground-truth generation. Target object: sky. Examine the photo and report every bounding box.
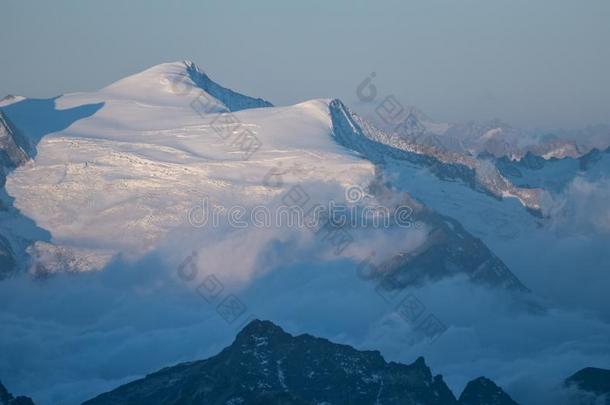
[1,0,609,129]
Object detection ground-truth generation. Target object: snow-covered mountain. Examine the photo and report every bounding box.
[1,62,371,275]
[0,61,536,293]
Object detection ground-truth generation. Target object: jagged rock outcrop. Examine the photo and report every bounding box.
[329,99,542,212]
[184,61,273,111]
[0,110,31,177]
[0,110,30,279]
[374,212,528,292]
[355,170,529,292]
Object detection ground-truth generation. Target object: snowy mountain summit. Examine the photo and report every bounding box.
[101,60,273,112]
[1,61,377,277]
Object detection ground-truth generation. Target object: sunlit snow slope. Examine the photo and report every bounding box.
[2,62,375,272]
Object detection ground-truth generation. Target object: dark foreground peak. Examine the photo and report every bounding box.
[458,376,519,405]
[84,319,459,405]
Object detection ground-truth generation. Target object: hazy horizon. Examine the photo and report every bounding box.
[2,0,610,130]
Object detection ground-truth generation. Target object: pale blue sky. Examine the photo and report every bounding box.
[1,0,609,128]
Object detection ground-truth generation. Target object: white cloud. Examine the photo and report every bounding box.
[544,176,610,236]
[2,248,610,405]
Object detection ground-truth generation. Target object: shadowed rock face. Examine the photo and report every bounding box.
[84,319,459,405]
[0,110,30,172]
[0,380,35,405]
[458,376,519,405]
[184,61,273,112]
[1,98,101,279]
[0,111,29,279]
[328,99,543,212]
[565,367,610,404]
[329,100,530,294]
[373,211,529,293]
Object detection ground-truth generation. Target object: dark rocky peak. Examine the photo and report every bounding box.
[565,366,610,403]
[235,319,289,340]
[0,380,35,405]
[84,319,460,405]
[458,376,519,405]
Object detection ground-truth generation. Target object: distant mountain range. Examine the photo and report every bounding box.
[357,103,610,162]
